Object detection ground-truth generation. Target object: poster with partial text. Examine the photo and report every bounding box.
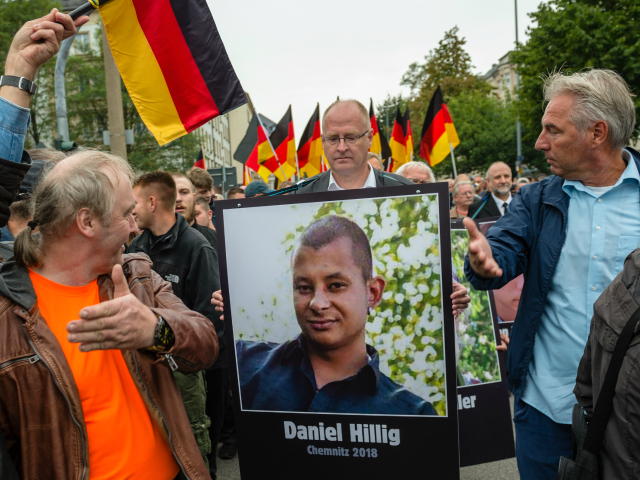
[451,220,516,467]
[217,183,460,479]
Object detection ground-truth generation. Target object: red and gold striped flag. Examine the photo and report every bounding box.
[419,86,460,166]
[270,106,297,180]
[233,113,281,183]
[99,0,247,145]
[297,104,324,177]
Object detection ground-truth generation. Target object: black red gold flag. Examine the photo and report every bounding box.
[297,104,324,177]
[194,148,205,169]
[419,86,460,166]
[270,106,297,180]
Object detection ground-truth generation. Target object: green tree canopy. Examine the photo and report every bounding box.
[511,0,640,150]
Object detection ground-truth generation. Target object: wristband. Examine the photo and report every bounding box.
[0,75,38,95]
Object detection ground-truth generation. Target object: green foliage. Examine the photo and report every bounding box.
[439,90,541,177]
[234,195,449,415]
[388,26,542,176]
[511,0,640,150]
[451,230,501,384]
[0,0,61,74]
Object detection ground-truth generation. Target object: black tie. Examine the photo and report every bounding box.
[502,202,508,215]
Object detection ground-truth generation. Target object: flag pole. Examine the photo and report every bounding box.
[295,151,301,179]
[256,110,288,181]
[449,142,458,178]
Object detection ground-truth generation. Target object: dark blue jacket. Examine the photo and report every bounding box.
[464,150,640,403]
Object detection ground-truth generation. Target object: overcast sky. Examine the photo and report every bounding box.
[207,0,547,141]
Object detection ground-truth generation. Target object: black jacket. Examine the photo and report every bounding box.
[192,222,218,251]
[0,153,31,229]
[128,214,226,367]
[467,193,502,219]
[294,168,414,194]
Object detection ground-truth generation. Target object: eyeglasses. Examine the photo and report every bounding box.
[407,178,430,184]
[322,130,369,146]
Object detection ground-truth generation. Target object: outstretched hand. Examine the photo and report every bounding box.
[463,217,503,278]
[66,264,157,352]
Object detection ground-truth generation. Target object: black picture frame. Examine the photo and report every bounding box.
[450,220,516,467]
[215,182,460,480]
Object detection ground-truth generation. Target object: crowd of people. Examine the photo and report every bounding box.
[1,8,640,480]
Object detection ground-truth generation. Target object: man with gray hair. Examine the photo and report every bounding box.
[0,150,218,479]
[463,69,640,479]
[396,160,436,184]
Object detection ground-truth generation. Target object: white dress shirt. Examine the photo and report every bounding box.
[491,192,513,216]
[327,164,377,191]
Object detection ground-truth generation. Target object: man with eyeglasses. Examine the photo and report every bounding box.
[295,100,412,193]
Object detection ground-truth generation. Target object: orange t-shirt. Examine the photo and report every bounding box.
[29,270,179,480]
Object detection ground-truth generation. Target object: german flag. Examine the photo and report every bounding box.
[368,99,391,163]
[388,108,407,172]
[194,148,205,169]
[233,113,281,183]
[270,106,297,180]
[98,0,247,146]
[297,104,325,178]
[419,86,460,166]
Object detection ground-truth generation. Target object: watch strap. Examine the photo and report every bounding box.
[0,75,38,95]
[146,315,175,353]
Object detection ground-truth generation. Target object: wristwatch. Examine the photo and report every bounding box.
[146,315,175,353]
[0,75,38,95]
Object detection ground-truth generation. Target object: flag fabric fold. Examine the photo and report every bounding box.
[419,85,460,166]
[194,148,205,169]
[270,106,297,180]
[99,0,247,146]
[388,108,407,172]
[297,104,325,178]
[233,113,280,183]
[369,99,391,166]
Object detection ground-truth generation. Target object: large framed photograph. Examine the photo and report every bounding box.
[217,183,460,480]
[450,220,516,467]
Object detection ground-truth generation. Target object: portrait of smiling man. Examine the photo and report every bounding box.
[236,215,437,416]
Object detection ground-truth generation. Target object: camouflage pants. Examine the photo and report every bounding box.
[173,371,211,469]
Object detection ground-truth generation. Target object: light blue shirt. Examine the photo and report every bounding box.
[0,95,31,163]
[522,153,640,424]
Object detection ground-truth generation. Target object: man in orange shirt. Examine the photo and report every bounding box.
[0,149,218,479]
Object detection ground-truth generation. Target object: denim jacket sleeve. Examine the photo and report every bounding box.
[0,96,31,164]
[464,188,533,291]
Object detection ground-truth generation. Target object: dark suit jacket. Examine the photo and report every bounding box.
[467,194,503,219]
[294,168,413,194]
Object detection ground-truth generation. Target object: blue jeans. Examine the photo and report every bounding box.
[514,399,572,480]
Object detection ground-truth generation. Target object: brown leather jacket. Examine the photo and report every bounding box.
[0,253,218,480]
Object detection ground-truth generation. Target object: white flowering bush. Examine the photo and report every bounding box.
[451,229,501,385]
[233,194,448,415]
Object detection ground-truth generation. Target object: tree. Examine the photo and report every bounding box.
[401,27,491,131]
[511,0,640,150]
